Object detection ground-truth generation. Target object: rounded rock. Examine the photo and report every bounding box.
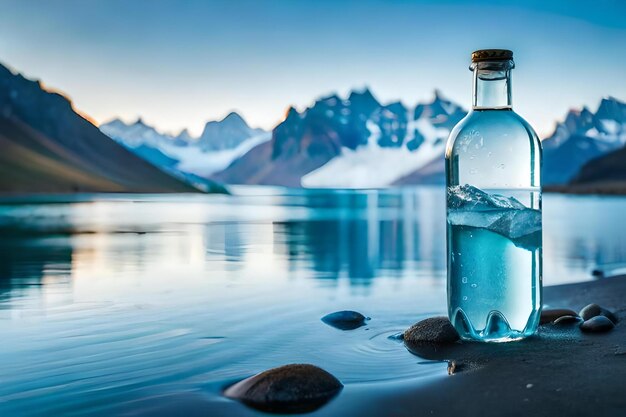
[579,303,618,324]
[224,364,343,413]
[321,310,368,330]
[591,269,604,278]
[580,316,615,333]
[404,316,459,345]
[553,315,583,326]
[540,308,579,325]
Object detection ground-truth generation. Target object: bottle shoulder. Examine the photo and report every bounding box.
[446,109,540,158]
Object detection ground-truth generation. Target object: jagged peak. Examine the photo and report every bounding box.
[101,117,127,127]
[176,128,195,141]
[201,111,249,131]
[348,86,376,100]
[283,106,300,121]
[600,95,625,105]
[221,111,245,123]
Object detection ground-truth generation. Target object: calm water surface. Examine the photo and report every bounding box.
[1,186,625,416]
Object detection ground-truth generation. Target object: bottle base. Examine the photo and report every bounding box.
[451,308,540,343]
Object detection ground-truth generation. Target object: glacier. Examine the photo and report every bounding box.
[301,118,450,188]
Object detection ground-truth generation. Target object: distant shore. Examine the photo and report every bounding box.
[545,183,626,196]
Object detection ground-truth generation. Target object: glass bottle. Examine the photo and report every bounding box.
[445,49,542,342]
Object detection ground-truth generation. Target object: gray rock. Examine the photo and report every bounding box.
[404,316,459,345]
[224,364,343,413]
[321,310,368,330]
[579,303,618,324]
[553,315,583,325]
[580,316,615,333]
[540,308,579,324]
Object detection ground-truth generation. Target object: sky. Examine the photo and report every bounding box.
[0,0,625,137]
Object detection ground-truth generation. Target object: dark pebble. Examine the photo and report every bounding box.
[591,269,604,278]
[321,310,368,330]
[539,308,579,325]
[224,364,343,413]
[579,303,618,324]
[553,315,583,325]
[580,316,615,333]
[404,316,459,345]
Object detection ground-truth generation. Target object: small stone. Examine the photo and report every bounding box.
[591,269,604,278]
[580,316,615,333]
[553,315,583,325]
[224,364,343,413]
[387,332,404,341]
[321,310,368,330]
[540,308,579,325]
[447,360,465,375]
[579,303,618,324]
[404,316,459,345]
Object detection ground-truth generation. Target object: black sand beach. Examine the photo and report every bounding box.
[142,275,626,417]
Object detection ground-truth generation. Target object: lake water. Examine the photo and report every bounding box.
[1,186,625,416]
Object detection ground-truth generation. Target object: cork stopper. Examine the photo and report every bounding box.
[471,49,513,63]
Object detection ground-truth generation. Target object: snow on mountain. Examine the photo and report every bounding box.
[302,118,449,188]
[157,131,270,177]
[301,91,464,188]
[542,96,626,185]
[213,88,466,187]
[100,113,269,179]
[101,117,180,148]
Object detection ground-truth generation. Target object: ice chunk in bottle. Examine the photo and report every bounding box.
[445,49,542,342]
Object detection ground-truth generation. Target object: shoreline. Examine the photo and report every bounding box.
[187,276,626,417]
[544,183,626,196]
[364,275,626,417]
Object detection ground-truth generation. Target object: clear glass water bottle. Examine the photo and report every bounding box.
[445,49,542,342]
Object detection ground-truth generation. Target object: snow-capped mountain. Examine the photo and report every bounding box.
[542,97,626,185]
[100,117,188,148]
[302,91,462,188]
[100,113,270,179]
[100,91,625,190]
[198,112,265,151]
[213,89,466,187]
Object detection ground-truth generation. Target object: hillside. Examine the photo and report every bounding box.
[0,63,203,194]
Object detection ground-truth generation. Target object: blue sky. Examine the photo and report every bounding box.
[0,0,625,136]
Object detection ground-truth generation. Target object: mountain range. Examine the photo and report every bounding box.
[210,91,626,189]
[101,113,270,181]
[212,89,464,187]
[2,59,624,194]
[0,63,217,194]
[542,97,626,185]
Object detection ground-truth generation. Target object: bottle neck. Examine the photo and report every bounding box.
[472,60,513,109]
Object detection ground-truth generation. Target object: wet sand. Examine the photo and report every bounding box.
[142,276,626,417]
[369,275,626,417]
